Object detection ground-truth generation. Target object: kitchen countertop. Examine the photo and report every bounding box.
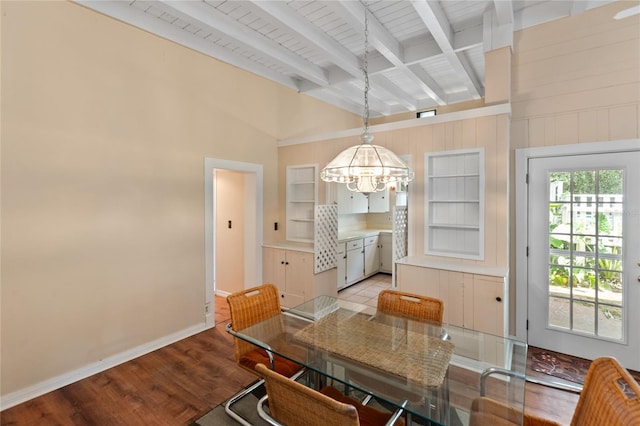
[263,229,393,253]
[338,229,392,242]
[262,241,314,253]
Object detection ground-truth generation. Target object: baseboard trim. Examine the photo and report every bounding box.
[0,323,207,411]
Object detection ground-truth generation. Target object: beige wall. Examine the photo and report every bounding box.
[0,1,359,398]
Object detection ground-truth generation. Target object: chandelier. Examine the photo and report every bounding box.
[320,5,414,193]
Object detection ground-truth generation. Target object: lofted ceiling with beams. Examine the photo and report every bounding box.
[77,0,615,118]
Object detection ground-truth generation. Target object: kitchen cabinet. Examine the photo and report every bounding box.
[329,183,390,214]
[363,236,379,276]
[263,246,337,308]
[379,233,393,273]
[396,262,508,336]
[368,189,390,213]
[345,239,365,286]
[337,185,368,215]
[286,164,317,243]
[263,247,311,308]
[336,242,347,290]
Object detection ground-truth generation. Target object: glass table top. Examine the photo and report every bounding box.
[227,295,527,425]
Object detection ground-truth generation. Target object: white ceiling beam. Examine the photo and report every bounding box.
[493,0,514,25]
[246,1,362,79]
[411,0,481,99]
[329,1,446,106]
[369,74,417,111]
[158,0,330,87]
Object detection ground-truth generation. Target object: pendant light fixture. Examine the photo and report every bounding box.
[321,4,414,193]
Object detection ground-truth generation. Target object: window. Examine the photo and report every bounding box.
[417,109,436,118]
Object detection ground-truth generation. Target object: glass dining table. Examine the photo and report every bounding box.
[226,295,528,426]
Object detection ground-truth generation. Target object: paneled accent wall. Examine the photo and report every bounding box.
[278,110,510,271]
[511,1,640,148]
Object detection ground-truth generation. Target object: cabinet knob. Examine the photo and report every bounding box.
[281,294,284,298]
[496,297,502,302]
[281,261,285,264]
[285,261,289,265]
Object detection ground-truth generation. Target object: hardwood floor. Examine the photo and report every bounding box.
[0,297,256,426]
[1,295,579,425]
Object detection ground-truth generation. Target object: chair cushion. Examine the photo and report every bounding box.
[320,386,405,426]
[240,349,301,378]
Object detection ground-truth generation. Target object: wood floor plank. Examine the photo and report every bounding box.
[1,296,580,425]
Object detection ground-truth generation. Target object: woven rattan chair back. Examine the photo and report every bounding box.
[256,363,360,426]
[226,284,282,366]
[570,357,640,426]
[377,289,444,324]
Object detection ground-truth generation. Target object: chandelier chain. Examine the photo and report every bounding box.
[363,4,369,133]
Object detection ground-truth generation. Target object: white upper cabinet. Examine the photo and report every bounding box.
[336,184,368,214]
[424,149,485,260]
[331,183,389,214]
[368,189,390,213]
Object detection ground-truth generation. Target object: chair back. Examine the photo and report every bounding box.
[570,357,640,426]
[255,363,360,426]
[377,289,444,324]
[226,284,282,364]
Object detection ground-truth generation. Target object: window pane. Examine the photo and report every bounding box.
[573,301,595,334]
[598,305,622,340]
[549,297,570,329]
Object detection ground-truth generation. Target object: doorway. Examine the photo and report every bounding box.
[204,158,263,328]
[515,141,640,370]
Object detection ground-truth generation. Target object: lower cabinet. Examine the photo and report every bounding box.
[364,236,379,276]
[263,246,337,308]
[396,263,508,336]
[336,242,347,290]
[379,233,392,273]
[345,239,365,286]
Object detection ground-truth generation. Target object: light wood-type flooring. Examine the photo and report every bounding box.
[1,275,580,425]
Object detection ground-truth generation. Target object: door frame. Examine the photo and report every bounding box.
[515,139,640,342]
[204,158,263,328]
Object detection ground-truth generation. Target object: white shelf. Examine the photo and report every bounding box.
[286,164,318,243]
[425,149,484,260]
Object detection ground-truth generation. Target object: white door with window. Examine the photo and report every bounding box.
[527,150,640,371]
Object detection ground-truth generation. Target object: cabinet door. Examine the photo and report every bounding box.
[337,185,368,214]
[345,248,364,285]
[379,234,392,273]
[472,276,505,336]
[368,189,389,212]
[364,236,379,276]
[336,243,347,290]
[263,247,287,294]
[282,251,311,308]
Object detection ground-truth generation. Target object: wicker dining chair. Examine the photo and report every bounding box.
[377,289,444,324]
[224,284,304,425]
[569,356,640,426]
[469,356,640,426]
[255,363,405,426]
[346,289,447,423]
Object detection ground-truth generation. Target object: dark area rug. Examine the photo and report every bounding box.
[528,346,640,385]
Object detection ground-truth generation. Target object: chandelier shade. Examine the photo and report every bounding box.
[320,5,414,193]
[320,132,415,193]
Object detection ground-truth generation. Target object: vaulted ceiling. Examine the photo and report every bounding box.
[77,0,615,117]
